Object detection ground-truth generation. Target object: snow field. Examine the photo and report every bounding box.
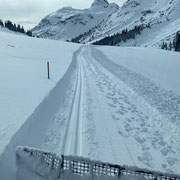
[0,29,80,156]
[97,46,180,95]
[0,29,180,179]
[0,29,80,179]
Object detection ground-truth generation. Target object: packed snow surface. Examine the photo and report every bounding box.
[0,29,180,179]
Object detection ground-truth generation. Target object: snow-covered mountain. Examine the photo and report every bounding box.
[32,0,180,48]
[32,0,118,41]
[78,0,180,48]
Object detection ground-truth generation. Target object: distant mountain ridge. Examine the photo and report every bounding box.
[32,0,119,41]
[32,0,180,49]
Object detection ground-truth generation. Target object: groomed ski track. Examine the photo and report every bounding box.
[61,47,135,164]
[62,51,84,156]
[50,46,180,173]
[0,46,180,179]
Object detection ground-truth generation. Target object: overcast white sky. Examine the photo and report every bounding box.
[0,0,126,29]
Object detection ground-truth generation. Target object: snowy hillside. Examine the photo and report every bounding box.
[0,27,79,157]
[0,27,180,179]
[74,0,180,48]
[32,0,118,41]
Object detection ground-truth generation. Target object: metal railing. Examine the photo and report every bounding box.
[16,146,180,180]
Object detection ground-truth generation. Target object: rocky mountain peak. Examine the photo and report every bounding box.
[91,0,109,8]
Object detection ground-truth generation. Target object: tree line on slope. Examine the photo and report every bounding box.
[92,24,146,46]
[71,24,149,46]
[0,19,32,37]
[71,28,95,43]
[161,31,180,52]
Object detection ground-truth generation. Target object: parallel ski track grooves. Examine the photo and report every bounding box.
[61,67,79,155]
[62,53,83,156]
[74,58,83,155]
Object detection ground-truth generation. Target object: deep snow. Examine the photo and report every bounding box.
[0,28,80,156]
[0,28,180,179]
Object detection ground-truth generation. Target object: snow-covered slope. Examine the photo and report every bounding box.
[32,0,118,41]
[32,0,180,48]
[78,0,180,48]
[0,27,79,156]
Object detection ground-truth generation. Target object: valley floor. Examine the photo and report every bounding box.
[1,45,180,179]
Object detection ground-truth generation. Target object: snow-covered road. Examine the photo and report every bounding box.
[1,46,180,179]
